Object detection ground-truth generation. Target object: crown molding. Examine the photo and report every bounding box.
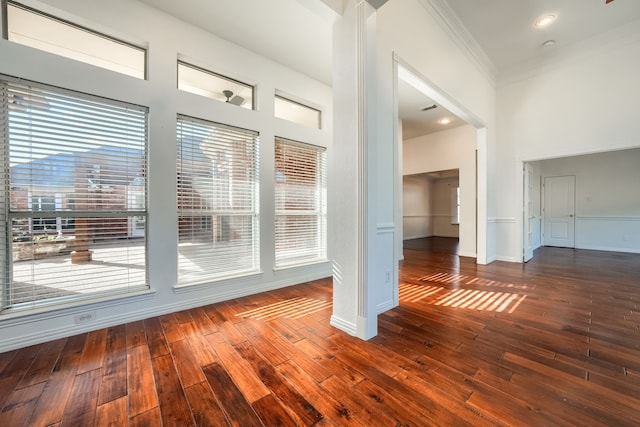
[418,0,497,86]
[497,17,640,87]
[297,0,344,23]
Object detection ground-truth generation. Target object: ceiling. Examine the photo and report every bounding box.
[138,0,640,139]
[446,0,640,74]
[398,78,464,140]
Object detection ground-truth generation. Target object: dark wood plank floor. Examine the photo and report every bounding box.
[1,238,639,426]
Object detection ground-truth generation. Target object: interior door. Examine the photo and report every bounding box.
[543,175,575,248]
[523,163,534,261]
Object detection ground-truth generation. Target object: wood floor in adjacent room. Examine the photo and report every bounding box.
[1,237,640,426]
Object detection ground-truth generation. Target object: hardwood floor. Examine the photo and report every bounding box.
[1,239,639,426]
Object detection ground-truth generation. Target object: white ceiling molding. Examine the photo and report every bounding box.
[418,0,497,86]
[296,0,344,22]
[498,17,640,87]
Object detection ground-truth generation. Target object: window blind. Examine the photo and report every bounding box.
[274,137,327,267]
[1,77,148,311]
[177,115,259,285]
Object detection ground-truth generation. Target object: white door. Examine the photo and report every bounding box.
[523,164,534,261]
[543,176,575,248]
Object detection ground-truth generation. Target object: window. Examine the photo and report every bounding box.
[274,94,321,129]
[1,77,149,311]
[177,62,254,109]
[451,186,460,225]
[274,138,327,267]
[5,1,146,79]
[177,115,259,285]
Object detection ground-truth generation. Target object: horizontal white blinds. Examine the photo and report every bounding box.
[2,77,149,310]
[177,115,259,285]
[0,83,7,298]
[275,137,327,267]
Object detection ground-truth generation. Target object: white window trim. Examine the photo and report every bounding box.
[1,76,149,313]
[176,114,260,286]
[274,137,327,269]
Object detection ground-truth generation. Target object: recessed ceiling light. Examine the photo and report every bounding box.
[534,14,555,28]
[438,118,451,125]
[542,40,556,48]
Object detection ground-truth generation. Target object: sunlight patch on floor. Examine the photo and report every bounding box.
[465,277,532,290]
[418,272,469,284]
[235,297,332,320]
[399,283,444,302]
[434,289,527,313]
[419,272,533,290]
[400,282,527,313]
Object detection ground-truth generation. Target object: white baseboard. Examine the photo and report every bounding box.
[457,251,477,258]
[403,234,431,240]
[376,299,396,314]
[576,244,640,254]
[493,255,521,263]
[330,314,357,336]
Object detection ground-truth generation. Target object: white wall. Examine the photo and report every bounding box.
[0,0,332,351]
[538,149,640,253]
[377,0,495,263]
[402,175,433,239]
[402,174,460,240]
[402,124,476,257]
[496,26,640,261]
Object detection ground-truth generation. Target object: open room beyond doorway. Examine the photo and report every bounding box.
[403,169,461,255]
[396,60,485,262]
[522,147,640,261]
[404,236,459,255]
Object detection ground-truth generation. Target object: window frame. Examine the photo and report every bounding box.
[176,114,261,286]
[274,137,327,269]
[451,186,460,225]
[1,75,150,312]
[274,93,322,129]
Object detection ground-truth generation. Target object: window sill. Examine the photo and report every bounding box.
[173,269,264,294]
[273,259,330,272]
[0,287,156,325]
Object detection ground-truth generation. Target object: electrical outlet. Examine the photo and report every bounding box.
[623,235,629,242]
[385,270,391,283]
[74,311,96,324]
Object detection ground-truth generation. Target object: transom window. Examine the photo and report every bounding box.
[177,115,260,285]
[177,61,254,109]
[5,1,146,79]
[1,77,149,311]
[274,94,321,129]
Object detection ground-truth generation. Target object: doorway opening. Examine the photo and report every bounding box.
[403,169,461,255]
[522,147,640,262]
[394,58,487,263]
